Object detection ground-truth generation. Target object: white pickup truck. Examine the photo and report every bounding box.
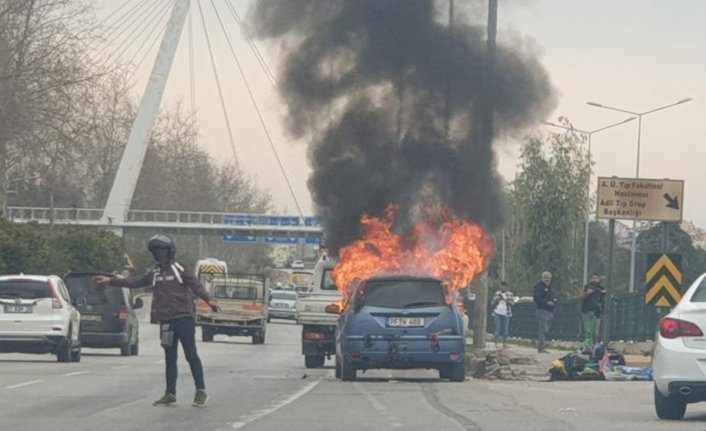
[296,260,341,368]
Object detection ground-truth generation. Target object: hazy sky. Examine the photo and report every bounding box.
[96,1,706,226]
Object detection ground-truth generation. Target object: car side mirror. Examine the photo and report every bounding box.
[133,297,144,309]
[325,303,341,314]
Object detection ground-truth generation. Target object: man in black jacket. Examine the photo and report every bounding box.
[94,234,220,407]
[533,271,555,353]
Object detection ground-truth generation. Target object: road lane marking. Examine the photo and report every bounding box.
[110,365,132,370]
[5,380,43,389]
[63,371,90,377]
[230,379,320,429]
[354,382,405,429]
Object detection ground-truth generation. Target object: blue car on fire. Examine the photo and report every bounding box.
[333,274,467,382]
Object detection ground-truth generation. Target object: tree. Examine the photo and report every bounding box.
[508,122,591,298]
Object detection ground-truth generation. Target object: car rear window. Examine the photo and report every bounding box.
[271,291,297,301]
[362,279,445,308]
[321,269,337,291]
[215,285,258,299]
[64,276,124,305]
[690,276,706,302]
[0,280,51,299]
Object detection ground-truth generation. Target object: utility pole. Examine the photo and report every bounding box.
[473,0,498,350]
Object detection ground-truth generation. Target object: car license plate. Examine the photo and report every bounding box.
[388,317,424,327]
[81,314,102,322]
[3,305,32,313]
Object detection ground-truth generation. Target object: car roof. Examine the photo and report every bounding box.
[63,272,114,278]
[0,274,57,282]
[365,273,443,283]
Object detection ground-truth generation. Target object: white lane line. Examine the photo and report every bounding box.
[5,380,43,389]
[111,365,132,370]
[354,382,404,428]
[63,371,90,377]
[230,379,320,429]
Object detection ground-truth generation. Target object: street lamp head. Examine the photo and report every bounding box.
[677,98,693,104]
[622,117,637,124]
[587,101,603,107]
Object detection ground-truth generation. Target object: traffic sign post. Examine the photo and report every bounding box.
[645,253,682,307]
[596,177,684,222]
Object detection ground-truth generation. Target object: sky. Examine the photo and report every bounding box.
[95,1,706,227]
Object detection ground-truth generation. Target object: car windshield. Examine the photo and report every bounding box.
[64,276,124,305]
[361,279,445,309]
[689,276,706,302]
[321,269,337,291]
[271,291,297,301]
[0,280,51,299]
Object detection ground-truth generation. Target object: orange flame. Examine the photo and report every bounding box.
[333,205,493,309]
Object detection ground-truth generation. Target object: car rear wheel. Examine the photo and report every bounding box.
[439,368,450,380]
[57,337,72,363]
[335,357,341,379]
[130,340,139,356]
[252,330,266,344]
[341,358,356,382]
[202,327,214,342]
[448,361,466,382]
[654,384,687,420]
[305,354,324,368]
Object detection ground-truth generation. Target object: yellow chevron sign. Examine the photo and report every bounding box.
[199,264,226,274]
[645,253,682,307]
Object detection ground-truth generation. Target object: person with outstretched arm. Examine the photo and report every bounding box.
[94,234,221,407]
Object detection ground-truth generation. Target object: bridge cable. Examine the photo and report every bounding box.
[211,0,305,220]
[92,0,152,54]
[124,0,174,70]
[196,0,240,165]
[126,8,171,82]
[104,0,170,66]
[224,0,276,87]
[96,0,134,29]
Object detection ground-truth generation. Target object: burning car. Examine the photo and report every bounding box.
[331,274,467,382]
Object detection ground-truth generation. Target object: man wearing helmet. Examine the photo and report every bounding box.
[94,234,220,407]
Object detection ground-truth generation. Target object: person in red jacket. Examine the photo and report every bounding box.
[94,234,220,407]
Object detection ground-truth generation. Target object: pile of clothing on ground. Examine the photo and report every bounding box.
[549,342,653,381]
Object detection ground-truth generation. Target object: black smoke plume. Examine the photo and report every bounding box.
[249,0,555,253]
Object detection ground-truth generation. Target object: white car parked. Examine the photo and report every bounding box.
[653,272,706,419]
[0,275,82,362]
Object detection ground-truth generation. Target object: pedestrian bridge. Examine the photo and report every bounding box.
[6,207,323,243]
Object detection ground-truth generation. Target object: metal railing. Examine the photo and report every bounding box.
[488,293,660,342]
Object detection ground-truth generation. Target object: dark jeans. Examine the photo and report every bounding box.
[163,316,205,395]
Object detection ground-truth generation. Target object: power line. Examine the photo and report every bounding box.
[212,0,305,220]
[224,0,276,87]
[197,0,239,165]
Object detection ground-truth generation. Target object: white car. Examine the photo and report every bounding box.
[653,272,706,419]
[0,275,82,362]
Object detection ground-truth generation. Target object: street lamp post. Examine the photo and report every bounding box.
[587,98,693,292]
[544,117,636,286]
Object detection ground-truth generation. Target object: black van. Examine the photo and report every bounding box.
[63,273,142,356]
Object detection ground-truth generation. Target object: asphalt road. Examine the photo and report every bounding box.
[3,306,706,431]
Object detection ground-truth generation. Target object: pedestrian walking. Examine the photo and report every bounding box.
[579,273,606,344]
[491,281,515,348]
[94,234,221,407]
[533,271,555,353]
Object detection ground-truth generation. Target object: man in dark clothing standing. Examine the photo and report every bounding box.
[579,273,606,343]
[533,271,555,353]
[94,234,220,407]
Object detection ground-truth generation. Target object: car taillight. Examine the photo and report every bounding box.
[119,306,129,325]
[660,317,704,339]
[304,332,326,340]
[50,283,62,309]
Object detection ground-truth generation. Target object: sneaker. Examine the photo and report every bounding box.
[192,389,208,407]
[153,392,176,406]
